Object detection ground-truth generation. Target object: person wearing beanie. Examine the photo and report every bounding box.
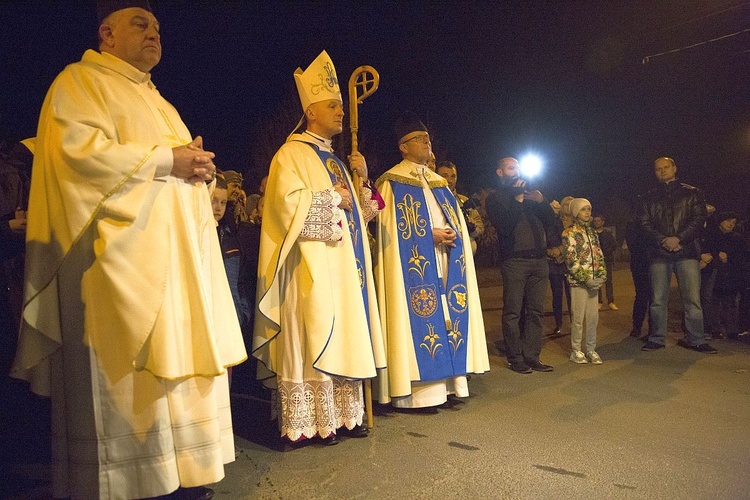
[253,51,386,446]
[560,195,575,229]
[562,198,607,364]
[373,112,489,411]
[638,157,717,354]
[11,2,247,498]
[485,157,556,374]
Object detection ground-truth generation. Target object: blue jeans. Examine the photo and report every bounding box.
[649,258,705,346]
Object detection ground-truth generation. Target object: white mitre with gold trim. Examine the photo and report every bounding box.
[294,50,342,111]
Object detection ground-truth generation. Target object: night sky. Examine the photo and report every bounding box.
[1,1,748,223]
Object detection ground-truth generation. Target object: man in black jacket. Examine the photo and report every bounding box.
[485,157,556,373]
[638,157,717,353]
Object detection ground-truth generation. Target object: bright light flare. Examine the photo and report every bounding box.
[520,154,543,178]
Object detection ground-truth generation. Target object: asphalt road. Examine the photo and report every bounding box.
[4,264,749,499]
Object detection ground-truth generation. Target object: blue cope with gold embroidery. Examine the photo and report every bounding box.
[304,143,373,335]
[391,181,469,382]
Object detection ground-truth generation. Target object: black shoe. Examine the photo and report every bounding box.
[630,329,641,337]
[393,406,439,415]
[171,486,215,500]
[508,362,532,374]
[281,435,311,451]
[641,341,665,351]
[677,340,718,354]
[550,327,562,337]
[447,394,466,406]
[340,424,369,438]
[319,433,340,446]
[437,399,457,409]
[711,332,724,340]
[526,360,554,372]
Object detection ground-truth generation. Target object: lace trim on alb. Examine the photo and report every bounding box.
[359,182,381,223]
[273,377,364,441]
[300,188,344,241]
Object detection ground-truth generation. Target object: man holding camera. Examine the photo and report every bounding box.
[485,157,556,374]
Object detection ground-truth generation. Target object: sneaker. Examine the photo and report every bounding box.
[629,329,640,337]
[570,350,587,364]
[641,341,665,351]
[608,302,619,311]
[550,327,562,337]
[586,351,603,364]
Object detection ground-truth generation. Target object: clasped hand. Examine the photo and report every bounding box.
[172,136,216,183]
[661,236,682,252]
[433,228,457,248]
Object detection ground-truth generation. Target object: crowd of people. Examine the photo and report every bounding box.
[2,2,749,499]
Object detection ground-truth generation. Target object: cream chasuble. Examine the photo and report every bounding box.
[375,160,490,408]
[12,50,246,499]
[253,132,385,440]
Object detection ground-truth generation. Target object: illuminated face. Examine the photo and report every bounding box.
[399,132,431,165]
[307,99,344,139]
[654,158,677,183]
[437,166,457,191]
[497,158,520,179]
[100,8,161,72]
[577,205,592,222]
[719,218,736,233]
[593,216,605,229]
[259,176,268,195]
[212,187,228,222]
[227,182,242,201]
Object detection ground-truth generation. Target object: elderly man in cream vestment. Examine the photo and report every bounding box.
[11,2,246,498]
[375,113,489,411]
[254,51,385,445]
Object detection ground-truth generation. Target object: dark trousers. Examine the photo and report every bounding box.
[549,269,570,328]
[630,257,651,334]
[700,268,719,335]
[599,256,615,304]
[717,292,740,335]
[501,257,549,365]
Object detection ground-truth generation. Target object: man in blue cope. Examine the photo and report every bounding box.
[638,157,717,354]
[374,113,489,412]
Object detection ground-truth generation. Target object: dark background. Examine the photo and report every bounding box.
[1,1,749,224]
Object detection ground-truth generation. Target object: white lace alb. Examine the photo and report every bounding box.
[274,377,364,441]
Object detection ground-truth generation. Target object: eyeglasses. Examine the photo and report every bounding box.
[400,134,430,145]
